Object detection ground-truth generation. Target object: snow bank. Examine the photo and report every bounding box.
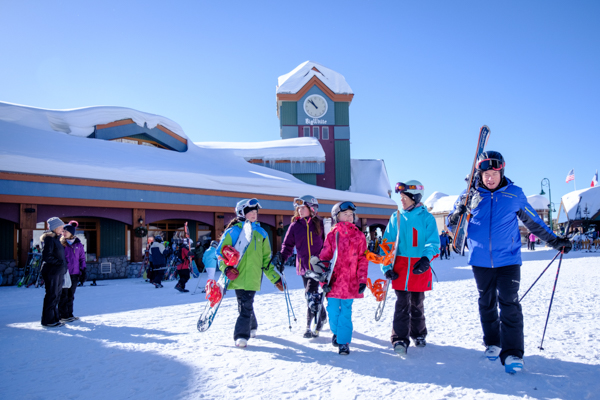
[277,61,353,95]
[194,137,325,162]
[0,101,186,139]
[348,159,392,198]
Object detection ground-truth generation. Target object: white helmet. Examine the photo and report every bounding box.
[235,198,262,220]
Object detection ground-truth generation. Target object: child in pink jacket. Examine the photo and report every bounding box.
[318,201,369,355]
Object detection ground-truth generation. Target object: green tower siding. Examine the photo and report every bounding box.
[293,173,317,185]
[100,218,126,257]
[188,221,196,242]
[0,219,15,260]
[335,102,350,126]
[280,102,297,126]
[334,141,351,190]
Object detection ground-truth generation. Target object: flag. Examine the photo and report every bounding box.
[566,169,575,183]
[592,170,599,187]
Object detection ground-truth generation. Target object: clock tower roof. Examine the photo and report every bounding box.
[277,61,353,101]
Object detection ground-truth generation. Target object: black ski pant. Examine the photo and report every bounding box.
[391,290,427,346]
[41,267,64,325]
[440,246,448,260]
[152,267,165,285]
[234,290,258,341]
[58,274,80,319]
[303,276,327,330]
[472,264,524,364]
[177,269,190,289]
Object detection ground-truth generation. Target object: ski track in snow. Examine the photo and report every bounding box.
[1,248,599,400]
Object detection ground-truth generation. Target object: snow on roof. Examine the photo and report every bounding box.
[277,61,353,95]
[194,137,325,162]
[0,101,186,139]
[430,195,459,214]
[558,186,600,222]
[527,195,549,210]
[424,191,449,209]
[0,101,395,207]
[348,159,392,198]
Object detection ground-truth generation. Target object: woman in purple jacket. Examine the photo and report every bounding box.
[273,195,326,338]
[59,221,86,322]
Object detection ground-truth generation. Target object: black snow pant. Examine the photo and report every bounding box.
[440,246,448,260]
[472,265,524,364]
[303,276,327,330]
[234,290,258,341]
[58,274,80,319]
[177,269,190,289]
[41,267,64,325]
[391,290,427,346]
[152,267,165,285]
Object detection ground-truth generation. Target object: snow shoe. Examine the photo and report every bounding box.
[485,345,501,361]
[332,334,339,347]
[235,338,248,348]
[504,356,524,374]
[311,330,320,338]
[42,321,64,328]
[250,329,257,339]
[303,329,313,339]
[393,341,408,356]
[338,343,350,355]
[174,284,184,292]
[182,289,189,293]
[414,336,426,347]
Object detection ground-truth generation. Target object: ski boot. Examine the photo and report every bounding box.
[485,345,501,361]
[504,356,524,374]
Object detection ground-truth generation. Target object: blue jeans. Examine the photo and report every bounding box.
[326,298,354,345]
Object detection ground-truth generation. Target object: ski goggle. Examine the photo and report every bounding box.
[241,198,262,210]
[293,197,318,209]
[395,182,424,194]
[477,158,505,171]
[338,201,357,212]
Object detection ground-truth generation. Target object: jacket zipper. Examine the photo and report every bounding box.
[306,221,311,261]
[489,193,494,268]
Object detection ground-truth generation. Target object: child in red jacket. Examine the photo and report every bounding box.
[317,201,368,355]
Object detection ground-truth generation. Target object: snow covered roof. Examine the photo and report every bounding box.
[348,159,392,198]
[277,61,353,95]
[527,195,549,210]
[558,186,600,223]
[194,137,325,162]
[0,101,186,139]
[431,195,459,214]
[424,191,449,210]
[0,101,395,207]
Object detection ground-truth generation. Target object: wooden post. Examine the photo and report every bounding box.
[215,213,225,241]
[19,204,38,268]
[275,214,284,253]
[132,209,145,263]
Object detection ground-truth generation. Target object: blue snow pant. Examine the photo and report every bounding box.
[326,298,354,345]
[472,265,524,364]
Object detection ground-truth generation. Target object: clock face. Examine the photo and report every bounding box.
[303,95,328,118]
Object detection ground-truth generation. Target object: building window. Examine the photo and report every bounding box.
[313,126,319,139]
[322,126,329,140]
[111,137,164,149]
[302,127,310,137]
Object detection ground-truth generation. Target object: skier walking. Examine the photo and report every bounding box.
[271,195,326,338]
[447,151,572,374]
[439,231,450,260]
[529,233,536,251]
[175,234,193,292]
[58,221,86,322]
[315,201,368,355]
[217,198,283,348]
[149,236,167,288]
[381,181,440,356]
[40,217,68,328]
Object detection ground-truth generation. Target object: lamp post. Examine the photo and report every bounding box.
[540,178,553,232]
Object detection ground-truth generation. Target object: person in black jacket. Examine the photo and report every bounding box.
[40,217,68,327]
[150,235,167,288]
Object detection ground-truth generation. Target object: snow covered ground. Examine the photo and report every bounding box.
[1,248,599,400]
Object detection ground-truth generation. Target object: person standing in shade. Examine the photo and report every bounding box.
[381,181,440,357]
[149,235,166,288]
[40,217,68,328]
[447,151,572,374]
[59,221,86,322]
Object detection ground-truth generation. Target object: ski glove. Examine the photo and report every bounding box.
[272,252,285,273]
[449,204,467,226]
[551,237,572,254]
[274,279,284,292]
[323,284,332,294]
[224,267,239,280]
[412,256,431,275]
[358,283,367,294]
[384,269,399,281]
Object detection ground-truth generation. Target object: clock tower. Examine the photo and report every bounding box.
[276,61,354,190]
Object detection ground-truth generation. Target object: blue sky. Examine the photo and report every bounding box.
[2,1,598,212]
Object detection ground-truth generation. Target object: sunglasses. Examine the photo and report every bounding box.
[477,158,505,171]
[395,182,424,194]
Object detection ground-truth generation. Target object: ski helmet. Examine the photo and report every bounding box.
[293,195,318,210]
[477,151,505,179]
[210,240,218,248]
[155,235,163,243]
[331,201,357,224]
[235,198,262,220]
[395,180,424,204]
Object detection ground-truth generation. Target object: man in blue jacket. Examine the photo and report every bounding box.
[447,151,571,374]
[439,231,449,260]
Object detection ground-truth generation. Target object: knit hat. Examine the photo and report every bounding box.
[63,222,77,236]
[47,217,64,232]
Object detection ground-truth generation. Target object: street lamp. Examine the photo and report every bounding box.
[540,178,553,232]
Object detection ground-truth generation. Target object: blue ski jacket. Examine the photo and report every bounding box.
[447,177,558,268]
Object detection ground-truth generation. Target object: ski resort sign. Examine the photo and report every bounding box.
[305,118,327,125]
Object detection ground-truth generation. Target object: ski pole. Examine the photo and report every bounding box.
[538,250,564,350]
[191,274,203,295]
[282,269,296,325]
[519,250,561,302]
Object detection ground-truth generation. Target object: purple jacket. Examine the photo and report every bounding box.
[280,217,324,275]
[61,236,86,274]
